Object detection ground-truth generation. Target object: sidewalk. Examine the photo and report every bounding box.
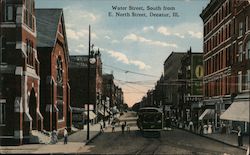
[0,122,105,154]
[179,125,249,151]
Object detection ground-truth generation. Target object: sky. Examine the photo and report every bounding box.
[36,0,210,107]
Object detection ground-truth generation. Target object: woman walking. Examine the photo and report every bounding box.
[64,128,68,144]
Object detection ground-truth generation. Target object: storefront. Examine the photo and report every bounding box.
[220,99,249,133]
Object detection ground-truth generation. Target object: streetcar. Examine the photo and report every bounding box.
[137,107,163,137]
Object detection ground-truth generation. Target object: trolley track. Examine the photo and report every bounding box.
[135,138,162,155]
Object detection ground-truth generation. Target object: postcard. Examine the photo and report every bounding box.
[0,0,249,154]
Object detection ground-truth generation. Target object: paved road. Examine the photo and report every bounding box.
[0,112,247,154]
[78,112,246,155]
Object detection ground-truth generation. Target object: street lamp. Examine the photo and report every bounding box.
[87,25,96,141]
[103,96,106,128]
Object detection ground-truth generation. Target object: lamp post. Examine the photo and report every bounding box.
[103,96,106,128]
[87,25,96,141]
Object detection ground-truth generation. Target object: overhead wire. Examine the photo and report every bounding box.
[103,64,159,78]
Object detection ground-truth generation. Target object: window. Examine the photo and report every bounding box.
[56,57,63,83]
[238,44,243,62]
[238,71,242,92]
[0,36,6,63]
[247,41,250,60]
[243,71,249,90]
[246,16,249,32]
[246,70,250,90]
[239,22,243,36]
[26,40,34,66]
[6,5,14,21]
[24,0,34,30]
[57,100,64,121]
[0,101,6,125]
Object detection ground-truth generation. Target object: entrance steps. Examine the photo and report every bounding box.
[30,130,51,144]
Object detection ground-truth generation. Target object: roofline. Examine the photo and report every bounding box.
[163,51,186,65]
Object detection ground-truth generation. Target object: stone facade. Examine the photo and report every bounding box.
[0,0,43,145]
[36,9,72,133]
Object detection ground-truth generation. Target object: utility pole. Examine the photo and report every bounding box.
[87,25,91,141]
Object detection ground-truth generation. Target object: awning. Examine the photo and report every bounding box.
[84,111,97,120]
[220,100,249,122]
[199,109,215,120]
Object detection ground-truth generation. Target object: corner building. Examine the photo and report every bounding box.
[0,0,43,145]
[200,0,250,132]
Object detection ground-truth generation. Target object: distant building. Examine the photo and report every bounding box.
[177,48,203,126]
[69,52,102,125]
[163,52,185,118]
[102,74,115,108]
[36,8,72,133]
[0,0,42,145]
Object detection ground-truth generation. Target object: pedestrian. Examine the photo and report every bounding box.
[127,124,130,132]
[64,128,68,144]
[237,126,243,146]
[112,122,115,132]
[124,121,127,126]
[100,123,104,132]
[189,121,193,132]
[51,130,57,144]
[121,123,125,134]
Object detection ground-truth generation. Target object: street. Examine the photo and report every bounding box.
[79,112,246,155]
[0,112,247,155]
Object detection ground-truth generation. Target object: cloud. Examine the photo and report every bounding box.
[157,23,203,39]
[100,48,151,70]
[123,33,177,48]
[142,26,154,32]
[130,60,151,70]
[111,40,119,44]
[157,26,171,36]
[157,26,184,38]
[104,36,120,44]
[104,35,111,40]
[188,31,203,39]
[64,8,99,22]
[67,29,80,40]
[77,44,85,49]
[66,28,97,40]
[106,49,130,64]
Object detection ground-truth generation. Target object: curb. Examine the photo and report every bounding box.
[85,131,101,145]
[177,127,247,151]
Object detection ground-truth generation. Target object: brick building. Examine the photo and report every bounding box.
[0,0,43,145]
[163,52,185,119]
[36,8,72,133]
[177,48,203,127]
[102,74,114,109]
[69,51,102,124]
[200,0,249,132]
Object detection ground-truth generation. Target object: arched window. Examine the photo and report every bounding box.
[26,40,34,66]
[56,57,63,84]
[56,56,64,121]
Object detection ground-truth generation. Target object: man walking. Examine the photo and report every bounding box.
[112,122,115,132]
[237,126,243,146]
[121,123,125,134]
[64,128,68,144]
